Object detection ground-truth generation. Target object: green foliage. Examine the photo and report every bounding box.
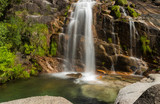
[26,23,49,56]
[35,46,46,56]
[115,0,128,6]
[0,22,9,46]
[30,66,38,76]
[24,43,35,55]
[156,68,160,71]
[108,38,112,43]
[130,3,136,8]
[50,41,57,56]
[111,5,121,18]
[0,17,27,50]
[127,6,140,17]
[0,0,8,18]
[15,10,28,17]
[140,36,152,55]
[0,46,30,83]
[7,17,26,48]
[64,5,70,16]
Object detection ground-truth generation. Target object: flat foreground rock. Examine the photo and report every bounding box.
[0,96,72,104]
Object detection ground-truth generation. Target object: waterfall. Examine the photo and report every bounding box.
[121,7,147,75]
[64,0,96,73]
[121,7,136,56]
[111,21,116,74]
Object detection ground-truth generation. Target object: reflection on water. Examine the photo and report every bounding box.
[0,74,109,104]
[0,74,142,104]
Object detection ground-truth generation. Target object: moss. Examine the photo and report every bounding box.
[127,6,140,17]
[47,5,51,11]
[140,36,152,55]
[64,5,70,16]
[115,0,128,6]
[130,4,136,8]
[15,10,28,17]
[108,38,112,43]
[111,5,121,18]
[120,18,127,22]
[50,40,57,56]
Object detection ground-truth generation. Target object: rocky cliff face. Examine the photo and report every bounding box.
[91,0,160,75]
[7,0,160,75]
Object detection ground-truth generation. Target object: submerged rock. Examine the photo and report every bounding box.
[115,74,160,104]
[0,96,72,104]
[81,84,118,103]
[66,73,82,79]
[81,75,142,103]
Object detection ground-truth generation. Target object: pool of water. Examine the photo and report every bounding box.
[0,74,110,104]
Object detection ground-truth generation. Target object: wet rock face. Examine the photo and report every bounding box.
[92,2,160,74]
[134,84,160,104]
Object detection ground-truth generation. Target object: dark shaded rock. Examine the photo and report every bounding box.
[134,84,160,104]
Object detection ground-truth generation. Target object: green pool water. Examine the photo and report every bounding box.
[0,74,109,104]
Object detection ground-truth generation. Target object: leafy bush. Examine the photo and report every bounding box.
[111,5,121,18]
[0,22,9,46]
[0,0,8,18]
[0,46,30,83]
[0,17,27,50]
[24,43,35,55]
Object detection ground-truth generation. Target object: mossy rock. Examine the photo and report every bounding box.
[115,0,128,6]
[110,5,121,19]
[130,3,136,8]
[127,6,140,17]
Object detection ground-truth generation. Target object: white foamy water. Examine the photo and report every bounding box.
[64,0,96,74]
[51,72,102,84]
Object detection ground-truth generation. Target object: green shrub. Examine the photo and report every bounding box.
[127,6,140,17]
[115,0,128,6]
[26,23,49,56]
[0,22,9,46]
[0,46,30,83]
[0,0,8,18]
[30,66,38,76]
[111,5,121,18]
[24,43,35,55]
[140,36,152,55]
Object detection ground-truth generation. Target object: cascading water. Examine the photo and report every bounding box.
[64,0,96,74]
[121,7,147,75]
[121,7,136,56]
[111,21,116,74]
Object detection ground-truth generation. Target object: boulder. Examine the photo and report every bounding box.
[0,96,72,104]
[134,84,160,104]
[115,74,160,104]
